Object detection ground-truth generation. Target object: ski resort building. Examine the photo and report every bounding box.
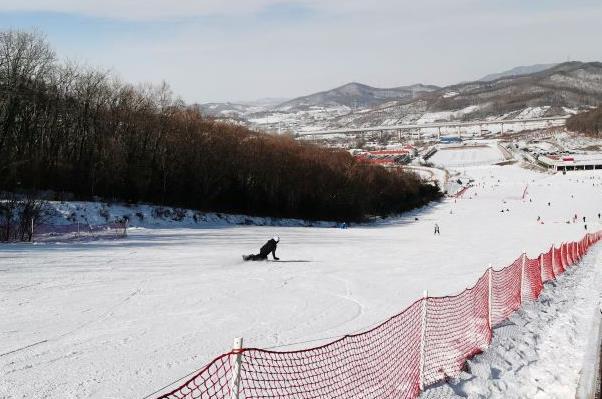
[439,136,463,144]
[538,154,602,171]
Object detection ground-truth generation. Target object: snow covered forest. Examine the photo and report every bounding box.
[0,30,440,222]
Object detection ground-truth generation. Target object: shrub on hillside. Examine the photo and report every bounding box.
[566,107,602,136]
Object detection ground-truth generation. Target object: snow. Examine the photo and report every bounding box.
[431,144,504,167]
[443,91,459,98]
[515,106,550,119]
[404,165,448,191]
[577,303,602,399]
[415,105,480,124]
[39,201,337,229]
[421,245,602,399]
[2,149,602,398]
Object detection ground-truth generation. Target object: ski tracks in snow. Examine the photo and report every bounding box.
[1,282,145,360]
[421,245,602,398]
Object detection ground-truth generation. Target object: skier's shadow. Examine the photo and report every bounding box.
[270,260,313,263]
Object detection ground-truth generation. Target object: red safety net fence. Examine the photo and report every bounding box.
[156,231,602,399]
[541,248,555,282]
[453,186,470,198]
[490,255,522,327]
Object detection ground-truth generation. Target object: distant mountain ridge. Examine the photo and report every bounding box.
[478,63,558,82]
[276,82,440,110]
[330,61,602,128]
[200,61,602,130]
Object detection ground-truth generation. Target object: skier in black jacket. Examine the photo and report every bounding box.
[243,236,280,261]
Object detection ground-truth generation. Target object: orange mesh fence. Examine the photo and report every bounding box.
[490,256,522,326]
[541,248,555,282]
[523,256,544,301]
[422,273,491,386]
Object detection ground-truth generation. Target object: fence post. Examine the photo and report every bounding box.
[77,221,80,237]
[488,266,493,332]
[419,290,428,391]
[520,252,526,304]
[539,253,544,284]
[229,337,243,399]
[551,245,556,279]
[30,217,34,242]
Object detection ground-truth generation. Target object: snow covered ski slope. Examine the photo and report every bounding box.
[431,143,505,168]
[2,158,602,398]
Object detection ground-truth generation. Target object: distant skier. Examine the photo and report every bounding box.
[243,236,280,261]
[583,216,586,223]
[434,223,440,235]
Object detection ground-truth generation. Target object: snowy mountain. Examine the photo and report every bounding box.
[196,98,289,119]
[197,102,252,119]
[200,61,602,132]
[317,61,602,130]
[478,63,558,82]
[275,82,439,111]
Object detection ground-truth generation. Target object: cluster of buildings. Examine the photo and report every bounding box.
[350,145,417,166]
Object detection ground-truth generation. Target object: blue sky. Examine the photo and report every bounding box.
[1,1,601,103]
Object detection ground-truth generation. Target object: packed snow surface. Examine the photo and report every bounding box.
[431,144,504,167]
[2,152,602,398]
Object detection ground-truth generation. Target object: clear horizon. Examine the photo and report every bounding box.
[1,0,601,103]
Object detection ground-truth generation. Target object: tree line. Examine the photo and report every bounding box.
[0,30,441,222]
[566,106,602,137]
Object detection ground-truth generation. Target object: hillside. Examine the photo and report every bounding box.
[276,82,439,110]
[325,61,602,129]
[478,63,558,82]
[209,61,602,132]
[567,105,602,136]
[434,61,602,112]
[197,98,288,119]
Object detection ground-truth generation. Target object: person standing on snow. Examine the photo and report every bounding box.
[434,223,440,235]
[243,236,280,261]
